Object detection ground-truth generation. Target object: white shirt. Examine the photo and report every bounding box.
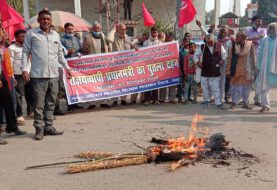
[143,37,162,47]
[193,44,227,63]
[9,43,31,75]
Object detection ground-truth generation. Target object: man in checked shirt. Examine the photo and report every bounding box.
[21,9,72,140]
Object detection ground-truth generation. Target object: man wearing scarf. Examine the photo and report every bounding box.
[106,23,138,105]
[246,16,267,107]
[83,21,115,109]
[194,34,227,109]
[256,23,277,113]
[217,26,233,104]
[226,32,257,110]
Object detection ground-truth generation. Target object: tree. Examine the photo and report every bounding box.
[7,0,36,18]
[256,0,277,25]
[205,9,215,25]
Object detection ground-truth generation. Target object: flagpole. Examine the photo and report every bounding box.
[174,0,183,40]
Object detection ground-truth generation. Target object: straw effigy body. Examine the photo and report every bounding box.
[75,152,115,159]
[66,155,148,174]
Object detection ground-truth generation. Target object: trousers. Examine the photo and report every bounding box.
[31,78,59,130]
[201,76,221,105]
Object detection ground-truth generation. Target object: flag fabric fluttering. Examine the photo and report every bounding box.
[0,0,11,21]
[0,0,25,40]
[178,0,197,28]
[142,2,155,27]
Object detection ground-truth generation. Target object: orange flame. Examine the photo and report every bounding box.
[150,114,209,162]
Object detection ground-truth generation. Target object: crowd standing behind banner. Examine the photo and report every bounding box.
[0,8,277,144]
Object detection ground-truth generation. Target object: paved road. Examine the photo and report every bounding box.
[1,91,277,190]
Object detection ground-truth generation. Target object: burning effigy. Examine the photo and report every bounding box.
[26,114,259,174]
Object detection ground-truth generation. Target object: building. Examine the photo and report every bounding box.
[30,0,206,38]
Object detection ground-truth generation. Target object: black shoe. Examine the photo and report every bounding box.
[5,129,27,136]
[130,100,136,105]
[100,104,112,108]
[87,105,96,110]
[34,128,44,140]
[216,104,225,110]
[112,101,118,107]
[242,103,253,110]
[44,128,64,136]
[67,107,74,112]
[54,111,65,116]
[254,102,262,107]
[71,104,83,109]
[121,100,128,106]
[259,106,270,113]
[188,98,193,102]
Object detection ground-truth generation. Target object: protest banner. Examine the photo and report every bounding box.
[64,41,180,104]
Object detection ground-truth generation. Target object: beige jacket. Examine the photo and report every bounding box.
[83,32,110,55]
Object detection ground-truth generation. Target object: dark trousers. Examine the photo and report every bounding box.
[14,75,33,116]
[31,78,59,130]
[144,90,159,102]
[225,76,231,99]
[124,0,132,20]
[25,80,33,113]
[55,69,66,112]
[14,75,26,117]
[0,78,18,132]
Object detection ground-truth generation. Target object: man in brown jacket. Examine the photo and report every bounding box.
[83,21,115,109]
[226,32,257,110]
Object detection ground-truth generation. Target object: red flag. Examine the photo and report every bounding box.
[0,0,11,21]
[142,2,155,27]
[2,5,25,40]
[227,18,234,26]
[178,0,197,28]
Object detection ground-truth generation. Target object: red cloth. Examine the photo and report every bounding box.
[142,2,155,27]
[227,18,234,26]
[184,53,196,75]
[2,4,25,40]
[0,0,11,21]
[178,0,197,28]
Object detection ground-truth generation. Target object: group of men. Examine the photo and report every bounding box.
[0,8,277,145]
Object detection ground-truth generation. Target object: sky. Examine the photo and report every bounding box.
[206,0,251,16]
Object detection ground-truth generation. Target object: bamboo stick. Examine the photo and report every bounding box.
[66,155,148,174]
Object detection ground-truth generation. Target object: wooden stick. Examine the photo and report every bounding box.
[25,153,144,170]
[25,159,99,170]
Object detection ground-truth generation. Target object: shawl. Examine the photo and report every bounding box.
[257,37,277,91]
[231,41,256,80]
[0,46,13,90]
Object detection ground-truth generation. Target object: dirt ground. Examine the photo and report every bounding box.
[0,90,277,190]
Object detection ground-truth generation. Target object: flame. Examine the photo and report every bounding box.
[150,114,210,167]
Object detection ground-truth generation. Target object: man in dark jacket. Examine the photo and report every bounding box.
[193,34,227,109]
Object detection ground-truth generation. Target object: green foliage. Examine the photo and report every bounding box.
[205,9,215,25]
[257,0,277,25]
[140,18,174,34]
[7,0,36,18]
[7,0,23,14]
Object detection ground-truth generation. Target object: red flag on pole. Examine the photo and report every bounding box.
[2,5,25,40]
[178,0,197,28]
[0,0,11,21]
[142,2,155,27]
